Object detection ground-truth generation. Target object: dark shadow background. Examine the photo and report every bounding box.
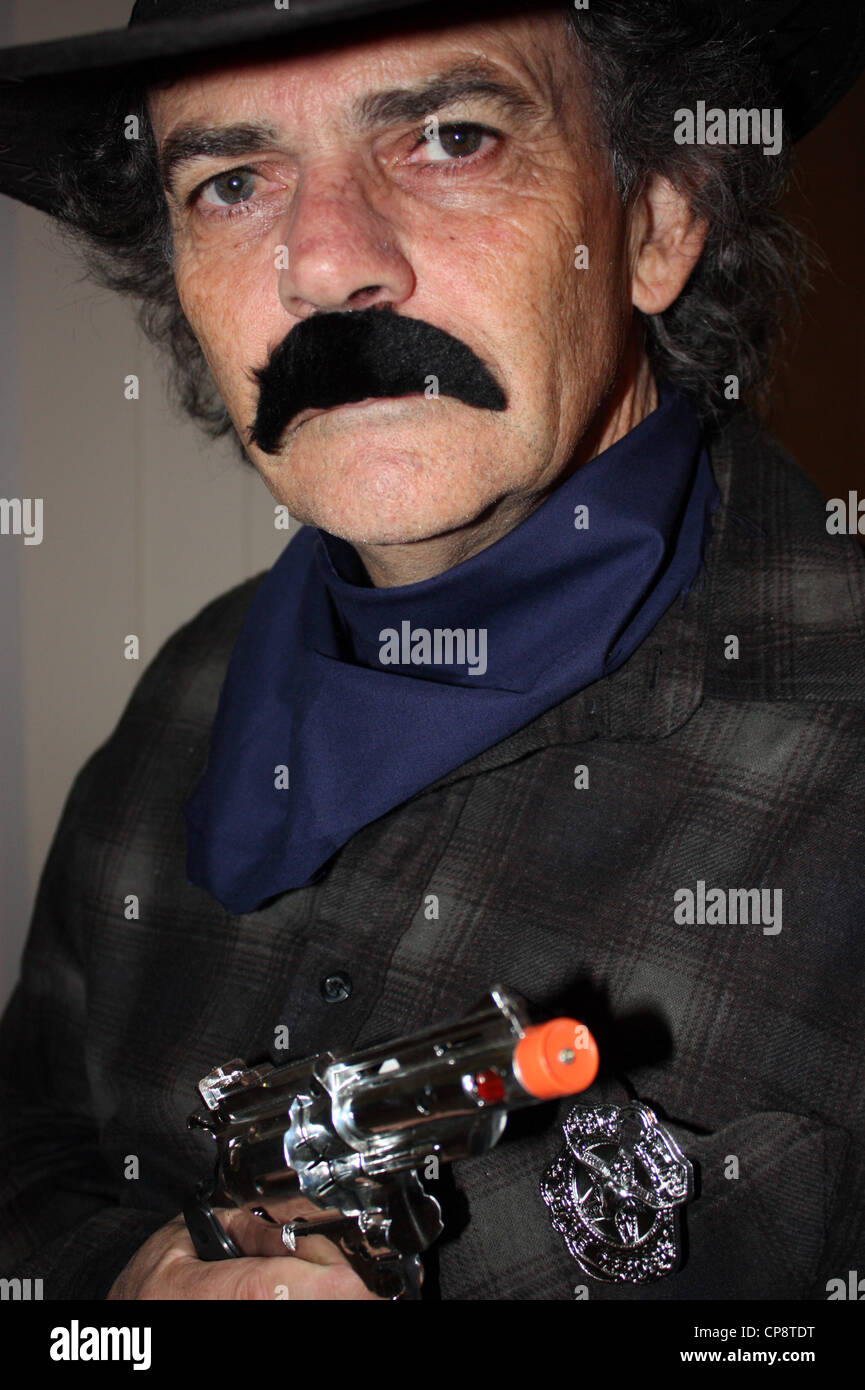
[771,67,864,500]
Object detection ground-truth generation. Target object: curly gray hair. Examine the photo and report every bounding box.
[51,0,811,463]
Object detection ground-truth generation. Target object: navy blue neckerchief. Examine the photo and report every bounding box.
[185,382,720,912]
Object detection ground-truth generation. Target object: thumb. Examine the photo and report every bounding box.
[216,1203,354,1265]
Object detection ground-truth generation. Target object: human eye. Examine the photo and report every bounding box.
[403,121,500,174]
[191,166,264,218]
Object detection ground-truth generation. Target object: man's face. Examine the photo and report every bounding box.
[148,8,638,558]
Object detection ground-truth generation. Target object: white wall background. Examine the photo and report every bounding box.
[0,0,290,1008]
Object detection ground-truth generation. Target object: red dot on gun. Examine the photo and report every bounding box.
[472,1068,506,1104]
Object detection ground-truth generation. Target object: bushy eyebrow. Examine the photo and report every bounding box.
[157,57,547,197]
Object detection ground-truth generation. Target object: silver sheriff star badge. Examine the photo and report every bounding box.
[541,1101,693,1283]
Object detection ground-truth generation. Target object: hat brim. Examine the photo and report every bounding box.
[0,0,863,219]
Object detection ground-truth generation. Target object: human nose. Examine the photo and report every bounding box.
[276,161,415,318]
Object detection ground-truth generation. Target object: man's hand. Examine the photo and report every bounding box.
[107,1197,382,1300]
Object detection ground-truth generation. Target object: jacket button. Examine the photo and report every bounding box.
[320,971,352,1003]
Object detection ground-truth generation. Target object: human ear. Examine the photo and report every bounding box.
[629,174,708,315]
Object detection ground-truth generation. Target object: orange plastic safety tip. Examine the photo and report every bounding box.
[513,1018,599,1099]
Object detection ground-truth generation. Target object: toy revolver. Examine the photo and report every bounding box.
[183,985,598,1298]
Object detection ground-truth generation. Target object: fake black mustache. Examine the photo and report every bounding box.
[247,304,507,455]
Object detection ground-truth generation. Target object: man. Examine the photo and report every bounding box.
[0,0,863,1302]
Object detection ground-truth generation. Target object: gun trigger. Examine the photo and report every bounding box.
[183,1192,243,1261]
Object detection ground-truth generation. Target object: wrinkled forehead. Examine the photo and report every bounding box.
[145,5,579,137]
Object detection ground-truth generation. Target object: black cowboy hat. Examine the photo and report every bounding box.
[1,0,863,221]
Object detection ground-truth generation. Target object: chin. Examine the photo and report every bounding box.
[268,421,497,544]
[305,490,483,548]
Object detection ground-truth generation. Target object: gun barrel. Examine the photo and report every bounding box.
[324,1006,598,1159]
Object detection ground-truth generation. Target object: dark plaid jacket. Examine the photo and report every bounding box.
[1,408,864,1301]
